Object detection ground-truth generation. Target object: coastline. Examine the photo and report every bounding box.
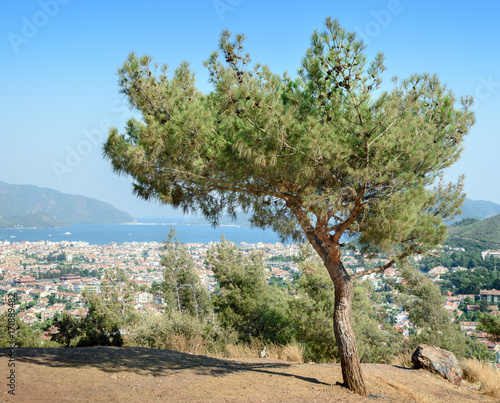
[0,223,287,245]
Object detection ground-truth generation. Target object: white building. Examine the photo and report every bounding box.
[481,250,500,260]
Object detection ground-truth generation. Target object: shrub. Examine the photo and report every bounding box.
[124,311,238,355]
[0,313,41,347]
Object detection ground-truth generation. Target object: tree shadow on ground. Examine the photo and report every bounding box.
[391,365,416,370]
[2,347,330,386]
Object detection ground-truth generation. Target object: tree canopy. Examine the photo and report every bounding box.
[105,18,472,257]
[207,238,294,344]
[103,18,474,396]
[161,229,212,319]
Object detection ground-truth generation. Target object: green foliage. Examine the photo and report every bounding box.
[447,214,500,250]
[35,264,99,280]
[291,259,402,363]
[104,17,473,254]
[125,311,204,349]
[290,260,337,362]
[440,267,500,295]
[268,276,288,288]
[124,311,237,353]
[207,239,294,344]
[51,312,81,347]
[52,268,140,347]
[46,252,67,262]
[76,293,132,346]
[422,247,500,272]
[477,313,500,341]
[451,217,481,227]
[161,228,212,319]
[0,313,41,347]
[444,236,491,253]
[397,261,488,359]
[478,298,490,313]
[352,284,403,363]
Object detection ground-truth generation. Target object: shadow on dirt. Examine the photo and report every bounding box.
[3,347,331,386]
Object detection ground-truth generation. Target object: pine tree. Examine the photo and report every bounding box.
[478,312,500,341]
[206,238,294,344]
[161,228,212,319]
[291,258,402,363]
[78,268,138,346]
[103,18,474,395]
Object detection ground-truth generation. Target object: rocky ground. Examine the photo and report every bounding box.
[0,347,496,402]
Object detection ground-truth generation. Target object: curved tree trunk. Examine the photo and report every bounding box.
[298,220,367,396]
[320,246,367,397]
[332,271,366,396]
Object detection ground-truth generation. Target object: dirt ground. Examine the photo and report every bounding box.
[0,347,496,402]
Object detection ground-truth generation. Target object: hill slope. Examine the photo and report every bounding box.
[447,214,500,250]
[459,198,500,221]
[0,181,135,228]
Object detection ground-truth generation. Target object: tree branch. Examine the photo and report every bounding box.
[332,193,364,244]
[351,259,395,280]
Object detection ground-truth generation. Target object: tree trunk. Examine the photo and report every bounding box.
[320,248,367,396]
[175,286,182,313]
[299,224,367,396]
[332,271,367,396]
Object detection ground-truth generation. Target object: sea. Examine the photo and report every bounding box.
[0,218,288,245]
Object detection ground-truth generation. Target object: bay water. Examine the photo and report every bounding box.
[0,219,287,245]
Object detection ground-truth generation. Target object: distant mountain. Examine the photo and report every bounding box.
[450,198,500,223]
[446,214,500,250]
[0,181,135,228]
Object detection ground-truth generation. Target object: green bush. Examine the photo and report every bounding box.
[124,311,238,354]
[0,313,41,347]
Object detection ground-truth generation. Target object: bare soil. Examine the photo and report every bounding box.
[0,347,495,402]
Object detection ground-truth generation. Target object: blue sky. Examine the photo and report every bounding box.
[1,0,499,218]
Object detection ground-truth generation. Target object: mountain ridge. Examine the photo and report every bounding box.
[452,197,500,223]
[446,214,500,250]
[0,181,135,228]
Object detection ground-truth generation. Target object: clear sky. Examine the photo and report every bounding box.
[1,0,499,218]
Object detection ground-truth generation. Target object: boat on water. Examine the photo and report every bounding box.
[64,232,71,235]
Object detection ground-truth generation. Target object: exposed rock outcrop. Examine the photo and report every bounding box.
[412,344,462,386]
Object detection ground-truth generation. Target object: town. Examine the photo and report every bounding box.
[0,239,300,325]
[1,239,499,354]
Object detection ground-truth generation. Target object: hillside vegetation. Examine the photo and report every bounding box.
[446,214,500,250]
[0,181,135,228]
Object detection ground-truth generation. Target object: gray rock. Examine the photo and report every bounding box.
[411,344,462,386]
